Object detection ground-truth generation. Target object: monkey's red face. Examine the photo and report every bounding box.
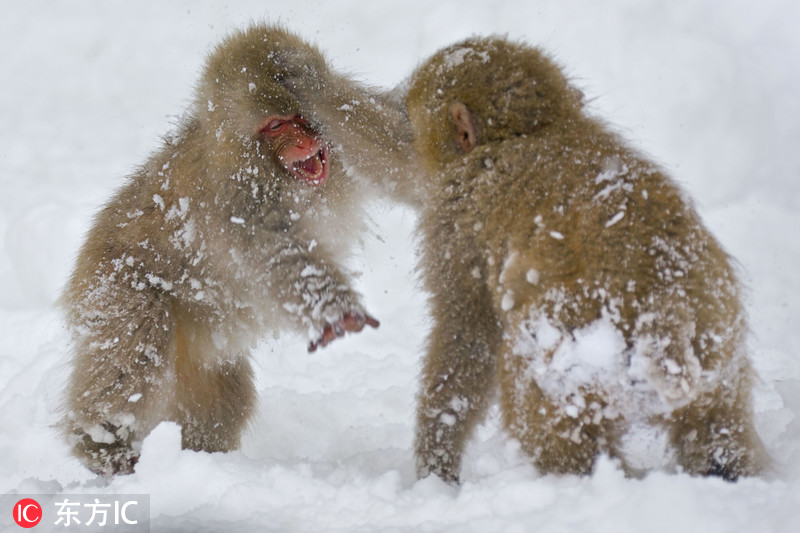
[260,115,329,186]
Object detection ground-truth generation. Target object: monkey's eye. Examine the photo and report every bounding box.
[265,119,287,133]
[259,114,302,138]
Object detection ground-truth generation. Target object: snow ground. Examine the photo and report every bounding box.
[1,1,799,531]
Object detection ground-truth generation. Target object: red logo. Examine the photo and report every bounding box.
[13,499,42,528]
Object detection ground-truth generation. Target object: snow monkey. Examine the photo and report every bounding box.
[61,24,379,476]
[283,37,768,482]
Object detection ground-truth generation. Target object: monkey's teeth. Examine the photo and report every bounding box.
[293,149,327,184]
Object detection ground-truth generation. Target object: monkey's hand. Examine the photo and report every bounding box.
[308,311,380,352]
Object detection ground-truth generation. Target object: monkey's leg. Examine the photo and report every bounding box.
[64,286,176,476]
[498,326,603,476]
[500,381,602,476]
[414,278,502,484]
[667,370,768,481]
[415,326,501,484]
[173,320,257,453]
[632,294,767,480]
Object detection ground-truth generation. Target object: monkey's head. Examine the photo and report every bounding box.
[406,36,583,169]
[195,24,333,187]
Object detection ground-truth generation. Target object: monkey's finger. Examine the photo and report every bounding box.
[309,313,379,352]
[320,326,338,345]
[308,336,330,353]
[333,323,345,337]
[339,313,366,333]
[340,313,379,332]
[308,334,328,352]
[308,324,336,352]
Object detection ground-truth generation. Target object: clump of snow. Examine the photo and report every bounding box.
[512,311,688,425]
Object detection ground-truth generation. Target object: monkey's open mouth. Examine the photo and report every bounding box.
[291,146,329,186]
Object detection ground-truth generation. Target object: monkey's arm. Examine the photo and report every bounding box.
[286,69,424,206]
[257,232,378,351]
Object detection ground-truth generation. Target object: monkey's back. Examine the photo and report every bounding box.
[459,130,734,311]
[428,125,749,419]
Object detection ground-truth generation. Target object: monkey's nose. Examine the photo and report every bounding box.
[297,135,318,152]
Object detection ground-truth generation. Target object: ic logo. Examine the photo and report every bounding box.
[12,498,42,528]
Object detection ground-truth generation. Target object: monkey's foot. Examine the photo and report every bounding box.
[702,446,766,482]
[71,423,139,476]
[308,312,379,352]
[416,456,461,486]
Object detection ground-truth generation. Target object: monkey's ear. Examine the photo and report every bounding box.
[451,102,477,153]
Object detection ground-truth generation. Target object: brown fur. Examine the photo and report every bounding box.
[406,37,767,482]
[280,55,425,208]
[61,24,373,476]
[283,36,768,483]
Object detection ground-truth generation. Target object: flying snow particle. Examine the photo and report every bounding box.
[501,291,515,311]
[85,424,116,444]
[152,194,165,211]
[605,211,625,228]
[439,413,457,426]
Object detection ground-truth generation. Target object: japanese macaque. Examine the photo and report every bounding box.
[285,37,768,482]
[61,24,378,476]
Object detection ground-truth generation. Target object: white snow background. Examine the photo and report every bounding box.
[1,0,799,531]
